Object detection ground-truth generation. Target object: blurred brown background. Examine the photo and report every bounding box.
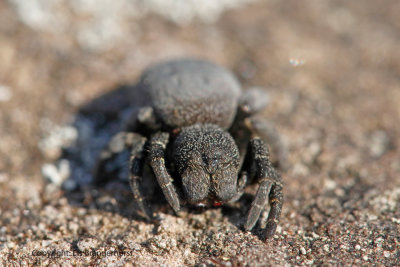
[0,0,399,265]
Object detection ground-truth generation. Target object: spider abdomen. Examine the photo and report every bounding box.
[137,59,241,130]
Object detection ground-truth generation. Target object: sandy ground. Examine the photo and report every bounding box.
[1,0,400,266]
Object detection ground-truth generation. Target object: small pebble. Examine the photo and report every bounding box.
[391,217,400,224]
[68,222,79,234]
[42,164,62,185]
[42,160,70,186]
[0,172,8,183]
[369,130,391,158]
[0,85,12,102]
[38,122,78,159]
[42,240,52,247]
[77,238,99,252]
[324,179,337,191]
[311,232,320,239]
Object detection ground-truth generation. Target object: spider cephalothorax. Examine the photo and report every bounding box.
[96,59,285,240]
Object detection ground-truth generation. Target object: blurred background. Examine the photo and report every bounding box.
[0,0,399,265]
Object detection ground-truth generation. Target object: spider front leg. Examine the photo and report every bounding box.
[148,132,181,215]
[228,171,248,203]
[232,88,288,170]
[128,134,151,219]
[243,137,283,240]
[244,117,288,170]
[95,131,151,219]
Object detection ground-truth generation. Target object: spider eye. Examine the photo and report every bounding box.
[211,158,219,167]
[202,155,220,166]
[202,152,222,175]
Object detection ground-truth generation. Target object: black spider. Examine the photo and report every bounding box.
[95,59,285,240]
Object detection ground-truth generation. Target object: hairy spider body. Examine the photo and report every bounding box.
[96,59,285,240]
[135,59,240,130]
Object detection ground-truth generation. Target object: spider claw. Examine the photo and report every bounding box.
[162,185,181,214]
[244,208,259,231]
[264,220,277,240]
[174,210,182,217]
[140,211,152,221]
[245,179,272,230]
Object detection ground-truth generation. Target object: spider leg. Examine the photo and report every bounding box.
[231,87,287,170]
[95,131,151,219]
[148,132,181,215]
[264,178,283,239]
[245,117,288,170]
[128,135,151,219]
[228,171,248,203]
[243,137,283,240]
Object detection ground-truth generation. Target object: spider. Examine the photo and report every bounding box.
[95,59,285,240]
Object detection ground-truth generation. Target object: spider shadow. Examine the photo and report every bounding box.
[61,84,174,224]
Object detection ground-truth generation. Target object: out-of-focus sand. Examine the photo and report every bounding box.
[0,0,399,265]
